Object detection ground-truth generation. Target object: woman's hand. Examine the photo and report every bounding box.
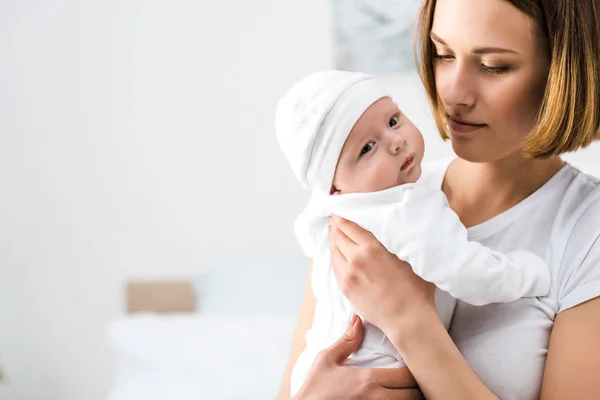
[329,214,436,334]
[293,314,424,400]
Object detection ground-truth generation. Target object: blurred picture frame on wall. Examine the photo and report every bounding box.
[333,0,422,74]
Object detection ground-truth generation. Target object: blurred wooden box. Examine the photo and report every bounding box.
[126,280,196,314]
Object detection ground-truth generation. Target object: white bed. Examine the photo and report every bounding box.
[107,258,308,400]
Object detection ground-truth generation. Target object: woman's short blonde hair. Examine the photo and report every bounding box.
[415,0,600,158]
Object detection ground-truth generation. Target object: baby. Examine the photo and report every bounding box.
[275,70,551,396]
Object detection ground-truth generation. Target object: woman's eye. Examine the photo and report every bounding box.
[481,64,510,75]
[389,116,400,127]
[433,53,454,61]
[360,142,375,157]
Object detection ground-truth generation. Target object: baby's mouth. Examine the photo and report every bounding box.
[400,155,414,171]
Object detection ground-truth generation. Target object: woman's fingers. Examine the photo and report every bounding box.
[318,314,364,365]
[297,317,424,400]
[331,214,376,245]
[330,232,347,263]
[330,218,358,258]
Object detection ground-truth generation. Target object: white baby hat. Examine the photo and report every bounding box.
[275,70,390,194]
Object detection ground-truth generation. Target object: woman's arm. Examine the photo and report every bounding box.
[385,304,498,400]
[277,262,316,400]
[540,296,600,399]
[329,215,499,400]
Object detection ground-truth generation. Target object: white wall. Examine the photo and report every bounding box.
[0,1,599,400]
[0,1,333,399]
[0,1,132,399]
[122,0,334,275]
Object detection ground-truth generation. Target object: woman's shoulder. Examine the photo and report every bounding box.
[551,163,600,228]
[550,163,600,312]
[569,163,600,194]
[526,162,600,250]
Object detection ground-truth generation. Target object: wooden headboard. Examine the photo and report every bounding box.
[125,280,196,314]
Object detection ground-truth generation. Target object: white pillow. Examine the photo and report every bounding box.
[194,257,309,316]
[108,314,297,400]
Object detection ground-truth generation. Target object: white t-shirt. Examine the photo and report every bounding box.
[421,158,600,400]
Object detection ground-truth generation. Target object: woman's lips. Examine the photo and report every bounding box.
[448,117,487,134]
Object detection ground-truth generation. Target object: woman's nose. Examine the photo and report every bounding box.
[437,61,476,111]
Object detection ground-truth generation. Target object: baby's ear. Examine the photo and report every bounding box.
[330,185,341,195]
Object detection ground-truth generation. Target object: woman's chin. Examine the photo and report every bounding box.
[451,140,501,163]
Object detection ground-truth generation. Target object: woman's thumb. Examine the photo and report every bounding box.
[323,314,364,365]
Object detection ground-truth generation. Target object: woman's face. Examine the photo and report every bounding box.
[431,0,551,162]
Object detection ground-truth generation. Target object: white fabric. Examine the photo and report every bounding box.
[296,186,551,305]
[275,70,389,192]
[421,158,600,400]
[290,182,551,396]
[107,314,297,400]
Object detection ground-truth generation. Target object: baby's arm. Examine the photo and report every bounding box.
[376,186,550,306]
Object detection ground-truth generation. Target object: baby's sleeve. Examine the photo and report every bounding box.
[379,186,551,306]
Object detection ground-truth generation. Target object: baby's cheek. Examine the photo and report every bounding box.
[410,164,422,183]
[411,129,426,158]
[371,164,399,190]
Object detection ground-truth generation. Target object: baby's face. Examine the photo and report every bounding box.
[331,97,425,194]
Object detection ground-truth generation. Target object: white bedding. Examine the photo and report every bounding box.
[108,314,297,400]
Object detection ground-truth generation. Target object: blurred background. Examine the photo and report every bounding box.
[1,1,598,400]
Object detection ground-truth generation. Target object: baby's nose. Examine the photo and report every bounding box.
[390,136,407,154]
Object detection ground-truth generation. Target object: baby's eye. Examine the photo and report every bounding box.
[360,142,375,156]
[389,116,400,127]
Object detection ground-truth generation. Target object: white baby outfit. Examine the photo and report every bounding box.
[275,70,552,397]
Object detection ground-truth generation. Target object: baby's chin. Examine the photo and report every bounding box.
[409,163,423,182]
[398,163,422,185]
[333,164,423,195]
[366,165,423,193]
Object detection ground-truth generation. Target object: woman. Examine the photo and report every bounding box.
[277,0,600,398]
